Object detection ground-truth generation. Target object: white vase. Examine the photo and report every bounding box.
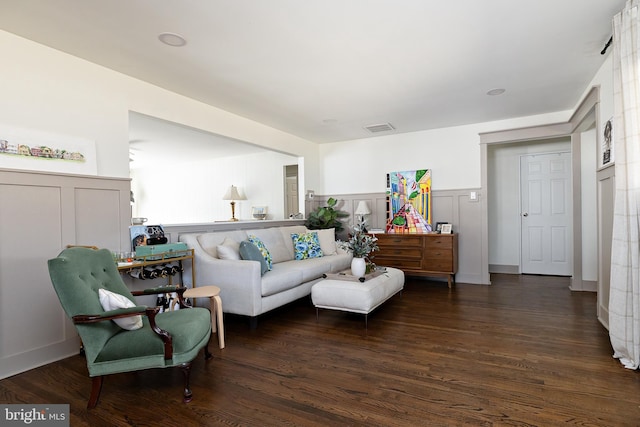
[351,257,366,277]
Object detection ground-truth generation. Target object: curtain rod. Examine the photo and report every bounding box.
[601,36,613,55]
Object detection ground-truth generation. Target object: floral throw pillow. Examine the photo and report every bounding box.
[291,232,324,260]
[248,235,273,270]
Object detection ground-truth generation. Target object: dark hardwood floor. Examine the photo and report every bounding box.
[2,274,639,426]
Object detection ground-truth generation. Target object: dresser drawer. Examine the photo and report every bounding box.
[424,249,451,260]
[374,256,423,269]
[423,258,453,272]
[375,234,423,248]
[374,247,422,259]
[424,236,453,250]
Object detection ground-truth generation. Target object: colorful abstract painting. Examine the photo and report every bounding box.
[386,169,432,233]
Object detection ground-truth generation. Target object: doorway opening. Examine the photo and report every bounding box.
[284,164,299,218]
[481,87,600,291]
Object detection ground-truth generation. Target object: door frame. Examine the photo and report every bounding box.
[480,86,600,290]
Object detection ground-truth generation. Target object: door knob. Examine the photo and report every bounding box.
[522,212,529,217]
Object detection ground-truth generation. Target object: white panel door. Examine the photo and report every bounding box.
[520,152,572,275]
[285,176,298,216]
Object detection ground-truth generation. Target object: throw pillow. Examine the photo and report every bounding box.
[314,228,337,255]
[239,240,269,275]
[217,237,241,260]
[248,235,273,270]
[291,232,324,260]
[98,288,143,330]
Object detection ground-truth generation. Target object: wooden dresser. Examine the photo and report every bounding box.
[371,233,458,287]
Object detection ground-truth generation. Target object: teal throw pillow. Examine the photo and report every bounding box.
[239,241,269,275]
[291,232,324,260]
[248,235,273,270]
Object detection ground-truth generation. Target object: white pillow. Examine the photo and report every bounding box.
[315,228,337,255]
[98,288,143,330]
[216,237,241,260]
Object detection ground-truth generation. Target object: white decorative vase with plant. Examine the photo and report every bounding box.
[344,219,379,278]
[351,257,366,278]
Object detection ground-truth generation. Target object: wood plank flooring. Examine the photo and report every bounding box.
[2,274,639,426]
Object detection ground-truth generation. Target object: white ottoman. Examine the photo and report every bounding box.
[311,267,404,327]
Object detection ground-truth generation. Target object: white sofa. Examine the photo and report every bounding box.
[179,225,352,326]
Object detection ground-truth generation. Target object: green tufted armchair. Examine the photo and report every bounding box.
[48,246,212,408]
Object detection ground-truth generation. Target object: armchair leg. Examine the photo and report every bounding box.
[181,363,193,403]
[87,376,103,409]
[204,339,213,360]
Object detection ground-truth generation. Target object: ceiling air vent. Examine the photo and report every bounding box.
[364,123,395,133]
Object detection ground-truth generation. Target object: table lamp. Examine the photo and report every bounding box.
[222,185,246,221]
[355,201,371,231]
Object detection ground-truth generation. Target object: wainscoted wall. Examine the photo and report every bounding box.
[0,169,131,380]
[307,189,489,285]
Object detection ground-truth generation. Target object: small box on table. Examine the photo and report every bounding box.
[135,243,189,260]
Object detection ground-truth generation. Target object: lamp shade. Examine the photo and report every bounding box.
[222,185,245,201]
[355,201,371,215]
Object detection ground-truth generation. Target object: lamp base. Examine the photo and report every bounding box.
[228,201,239,222]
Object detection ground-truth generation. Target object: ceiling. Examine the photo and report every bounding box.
[0,0,625,147]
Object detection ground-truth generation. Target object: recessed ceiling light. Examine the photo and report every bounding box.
[158,32,187,47]
[487,88,506,96]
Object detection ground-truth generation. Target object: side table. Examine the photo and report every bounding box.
[184,285,225,349]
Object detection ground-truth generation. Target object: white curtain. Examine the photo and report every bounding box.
[610,0,640,369]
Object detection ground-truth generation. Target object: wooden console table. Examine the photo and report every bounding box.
[371,233,458,288]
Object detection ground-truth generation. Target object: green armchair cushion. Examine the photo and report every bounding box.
[91,308,212,375]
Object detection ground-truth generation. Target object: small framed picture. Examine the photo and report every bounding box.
[440,224,453,234]
[600,117,614,168]
[435,222,449,233]
[251,206,268,220]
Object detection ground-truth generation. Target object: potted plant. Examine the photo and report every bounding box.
[305,197,349,234]
[343,219,379,277]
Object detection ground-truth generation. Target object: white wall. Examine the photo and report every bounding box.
[0,30,320,188]
[580,55,614,146]
[573,54,614,283]
[131,151,298,223]
[318,112,570,195]
[581,127,597,280]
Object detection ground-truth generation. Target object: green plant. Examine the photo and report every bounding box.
[305,197,349,233]
[343,219,379,259]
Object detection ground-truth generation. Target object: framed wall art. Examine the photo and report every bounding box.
[600,117,614,168]
[386,169,432,233]
[435,222,449,233]
[0,124,97,175]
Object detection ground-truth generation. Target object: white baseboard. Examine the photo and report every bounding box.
[489,264,519,274]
